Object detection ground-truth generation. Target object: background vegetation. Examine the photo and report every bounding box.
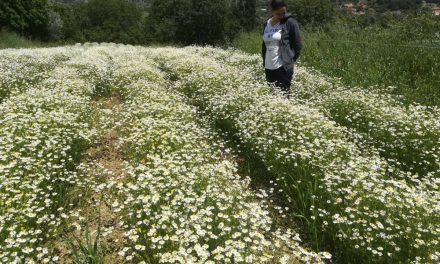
[301,14,440,106]
[0,0,50,40]
[1,0,439,105]
[0,30,45,49]
[1,0,257,46]
[233,2,440,106]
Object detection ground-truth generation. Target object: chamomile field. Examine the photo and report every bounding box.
[0,43,439,264]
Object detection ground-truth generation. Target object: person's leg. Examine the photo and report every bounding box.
[273,66,293,98]
[265,68,277,84]
[265,68,280,95]
[283,66,294,99]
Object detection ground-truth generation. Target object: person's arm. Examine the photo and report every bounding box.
[289,19,302,62]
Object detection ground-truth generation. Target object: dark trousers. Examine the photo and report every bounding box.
[265,66,293,97]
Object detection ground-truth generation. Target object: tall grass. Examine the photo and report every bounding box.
[0,30,45,49]
[303,23,440,106]
[231,30,262,55]
[232,15,440,106]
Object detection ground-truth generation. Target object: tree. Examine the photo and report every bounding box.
[51,3,88,42]
[228,0,257,31]
[82,0,144,44]
[147,0,256,45]
[374,0,423,11]
[145,0,193,44]
[47,9,64,41]
[0,0,49,39]
[287,0,336,29]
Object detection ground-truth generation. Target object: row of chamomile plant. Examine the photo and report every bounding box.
[144,47,440,263]
[190,47,440,179]
[108,54,330,263]
[0,45,119,263]
[0,46,76,101]
[292,66,439,178]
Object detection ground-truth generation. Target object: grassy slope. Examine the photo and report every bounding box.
[232,23,440,107]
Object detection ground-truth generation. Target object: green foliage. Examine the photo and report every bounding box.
[47,9,64,41]
[375,0,423,11]
[0,30,44,49]
[397,12,440,41]
[301,14,440,106]
[53,0,144,44]
[67,223,103,264]
[147,0,225,45]
[147,0,257,45]
[287,0,336,29]
[83,0,143,44]
[0,0,49,40]
[225,0,257,37]
[231,30,261,54]
[51,3,86,42]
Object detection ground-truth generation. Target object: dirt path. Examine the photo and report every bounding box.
[55,93,126,263]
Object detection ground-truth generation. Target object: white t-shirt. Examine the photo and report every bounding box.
[263,18,283,70]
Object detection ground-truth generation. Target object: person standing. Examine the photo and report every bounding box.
[262,0,302,98]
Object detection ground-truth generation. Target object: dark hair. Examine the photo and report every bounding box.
[270,0,287,10]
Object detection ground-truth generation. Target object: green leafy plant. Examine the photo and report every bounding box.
[68,222,102,264]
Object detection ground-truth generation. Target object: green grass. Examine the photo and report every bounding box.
[302,24,440,107]
[232,17,440,107]
[231,30,262,55]
[0,30,46,49]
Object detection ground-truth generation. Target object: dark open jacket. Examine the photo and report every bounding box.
[262,13,302,69]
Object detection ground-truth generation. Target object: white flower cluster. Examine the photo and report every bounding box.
[197,47,440,179]
[0,44,119,262]
[0,47,78,101]
[2,43,438,263]
[293,66,439,178]
[145,46,440,263]
[112,56,329,263]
